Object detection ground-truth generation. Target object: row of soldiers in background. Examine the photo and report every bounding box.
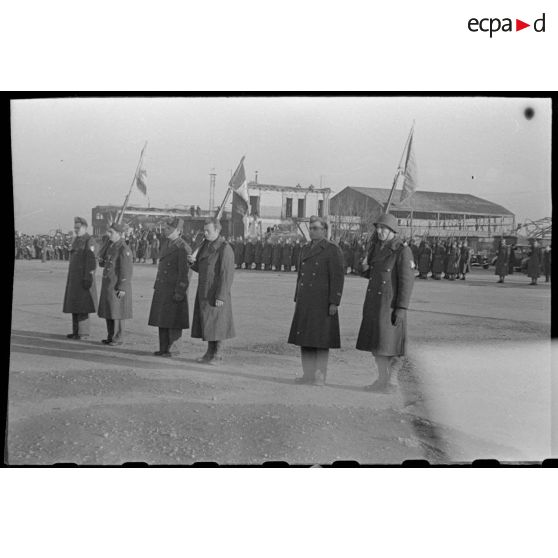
[228,236,370,274]
[413,239,472,280]
[14,231,73,261]
[494,238,551,285]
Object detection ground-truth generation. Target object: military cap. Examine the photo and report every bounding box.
[166,217,184,231]
[74,216,88,227]
[109,222,125,233]
[374,213,399,234]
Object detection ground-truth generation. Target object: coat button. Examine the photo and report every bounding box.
[382,280,386,284]
[378,291,382,295]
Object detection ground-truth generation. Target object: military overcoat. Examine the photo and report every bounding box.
[494,244,510,277]
[287,239,344,349]
[97,239,133,320]
[191,236,236,341]
[272,243,282,268]
[148,236,191,329]
[431,244,446,273]
[262,242,273,266]
[62,234,98,314]
[281,243,293,268]
[458,246,471,274]
[356,237,414,356]
[417,243,432,274]
[527,247,543,279]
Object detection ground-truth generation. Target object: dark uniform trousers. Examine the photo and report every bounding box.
[72,313,90,336]
[158,327,182,353]
[300,347,329,379]
[106,319,125,343]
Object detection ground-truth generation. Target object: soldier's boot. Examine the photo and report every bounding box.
[196,342,213,363]
[312,349,329,386]
[207,341,223,365]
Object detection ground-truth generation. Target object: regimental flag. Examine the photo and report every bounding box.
[136,167,147,196]
[231,156,249,216]
[399,127,418,204]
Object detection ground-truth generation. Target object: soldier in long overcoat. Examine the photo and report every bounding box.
[458,241,471,280]
[543,246,551,283]
[243,238,255,270]
[288,216,344,386]
[272,239,282,270]
[527,240,543,285]
[417,240,431,279]
[62,216,97,339]
[188,218,235,365]
[234,237,245,269]
[281,239,293,271]
[254,239,263,270]
[494,239,510,283]
[356,213,414,393]
[148,218,191,356]
[445,242,460,280]
[150,234,160,265]
[262,238,273,270]
[430,240,445,280]
[97,223,133,345]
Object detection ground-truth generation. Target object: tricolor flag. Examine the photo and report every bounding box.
[399,127,418,203]
[136,167,147,196]
[231,156,249,216]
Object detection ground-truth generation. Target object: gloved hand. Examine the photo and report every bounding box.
[391,308,406,326]
[82,278,92,290]
[328,304,338,316]
[173,293,185,302]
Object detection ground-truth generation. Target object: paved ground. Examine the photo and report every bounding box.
[7,260,552,464]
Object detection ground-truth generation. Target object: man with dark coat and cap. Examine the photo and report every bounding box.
[527,240,544,285]
[272,238,283,271]
[281,239,293,271]
[495,238,511,283]
[430,240,445,280]
[97,222,133,346]
[148,218,192,357]
[356,213,414,393]
[458,241,471,280]
[62,217,98,339]
[262,238,273,270]
[417,240,432,279]
[187,217,235,365]
[288,216,344,386]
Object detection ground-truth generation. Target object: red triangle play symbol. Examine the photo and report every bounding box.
[516,19,530,31]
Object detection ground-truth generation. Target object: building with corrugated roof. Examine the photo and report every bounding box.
[330,186,516,249]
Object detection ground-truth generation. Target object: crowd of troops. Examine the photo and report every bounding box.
[14,231,73,261]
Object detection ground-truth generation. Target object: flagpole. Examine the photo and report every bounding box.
[216,155,246,220]
[385,124,414,213]
[117,141,148,224]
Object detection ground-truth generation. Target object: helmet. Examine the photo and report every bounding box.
[374,213,399,234]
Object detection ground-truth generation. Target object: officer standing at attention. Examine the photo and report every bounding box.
[62,217,97,339]
[187,217,236,365]
[356,213,414,393]
[98,222,133,346]
[148,218,192,357]
[288,216,344,386]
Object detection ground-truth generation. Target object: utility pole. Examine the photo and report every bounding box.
[209,169,216,211]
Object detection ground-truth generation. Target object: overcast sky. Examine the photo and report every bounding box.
[12,96,551,234]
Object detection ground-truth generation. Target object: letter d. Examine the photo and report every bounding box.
[534,13,545,32]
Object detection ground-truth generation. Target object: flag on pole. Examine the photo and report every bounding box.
[231,156,249,216]
[136,167,147,195]
[400,127,418,203]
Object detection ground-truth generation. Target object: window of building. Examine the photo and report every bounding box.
[297,198,305,218]
[318,199,324,217]
[285,197,293,218]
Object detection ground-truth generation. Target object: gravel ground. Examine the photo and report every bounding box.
[7,260,551,464]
